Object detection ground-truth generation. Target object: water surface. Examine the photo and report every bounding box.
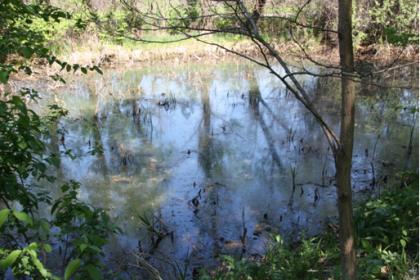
[23,59,419,276]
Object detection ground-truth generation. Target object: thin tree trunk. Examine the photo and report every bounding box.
[337,0,357,277]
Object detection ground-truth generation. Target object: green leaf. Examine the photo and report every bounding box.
[93,66,103,75]
[101,212,109,225]
[81,67,87,74]
[89,245,102,253]
[33,257,47,277]
[86,264,103,280]
[21,256,29,268]
[47,157,60,168]
[28,140,40,151]
[40,221,50,233]
[22,46,35,59]
[61,184,70,192]
[92,235,103,247]
[13,209,33,226]
[37,162,47,174]
[80,244,88,252]
[18,141,28,150]
[9,96,25,106]
[77,213,85,221]
[60,62,68,71]
[72,239,84,247]
[361,239,372,252]
[0,70,10,84]
[43,244,52,253]
[66,64,71,72]
[65,258,82,280]
[384,28,397,36]
[0,209,10,227]
[400,239,406,247]
[17,165,26,175]
[51,201,61,214]
[5,250,22,268]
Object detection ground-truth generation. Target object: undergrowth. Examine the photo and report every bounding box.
[198,172,419,280]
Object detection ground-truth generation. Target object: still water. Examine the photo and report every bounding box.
[25,59,419,276]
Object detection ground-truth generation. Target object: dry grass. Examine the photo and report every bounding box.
[6,32,418,77]
[31,33,332,71]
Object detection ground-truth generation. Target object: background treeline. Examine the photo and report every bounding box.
[19,0,419,54]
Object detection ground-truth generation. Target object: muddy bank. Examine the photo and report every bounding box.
[67,41,419,67]
[9,38,418,80]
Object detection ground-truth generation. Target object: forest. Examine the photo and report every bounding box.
[0,0,418,279]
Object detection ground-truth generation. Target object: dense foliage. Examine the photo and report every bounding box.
[198,172,419,279]
[3,0,417,53]
[0,1,120,279]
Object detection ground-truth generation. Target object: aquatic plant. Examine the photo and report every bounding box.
[118,143,134,166]
[290,163,298,192]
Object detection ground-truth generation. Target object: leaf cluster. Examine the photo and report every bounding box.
[0,0,102,84]
[0,1,121,279]
[384,28,419,47]
[353,172,419,278]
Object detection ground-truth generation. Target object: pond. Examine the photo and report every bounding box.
[21,58,419,277]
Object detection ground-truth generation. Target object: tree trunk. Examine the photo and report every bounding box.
[337,0,357,277]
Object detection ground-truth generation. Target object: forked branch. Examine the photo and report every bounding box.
[115,0,350,154]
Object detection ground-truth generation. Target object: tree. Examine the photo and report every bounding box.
[337,0,357,277]
[114,0,367,278]
[0,1,120,279]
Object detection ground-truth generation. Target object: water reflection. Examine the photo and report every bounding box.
[26,59,418,276]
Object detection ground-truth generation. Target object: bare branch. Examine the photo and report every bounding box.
[295,0,312,22]
[236,0,259,35]
[369,61,419,76]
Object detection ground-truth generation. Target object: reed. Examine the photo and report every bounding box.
[290,164,298,192]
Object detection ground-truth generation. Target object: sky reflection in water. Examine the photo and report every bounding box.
[28,59,418,270]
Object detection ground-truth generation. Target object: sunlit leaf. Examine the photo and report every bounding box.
[0,209,10,227]
[13,210,33,226]
[43,243,52,253]
[5,250,22,268]
[33,257,47,277]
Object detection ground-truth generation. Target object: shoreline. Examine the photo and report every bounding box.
[27,38,420,70]
[3,39,418,85]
